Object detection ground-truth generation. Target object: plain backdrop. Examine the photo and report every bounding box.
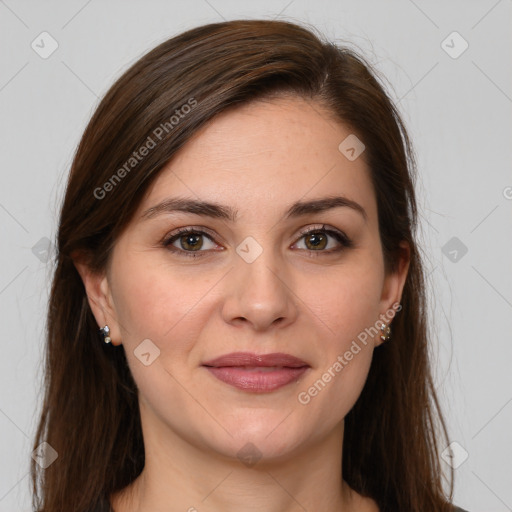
[0,1,511,511]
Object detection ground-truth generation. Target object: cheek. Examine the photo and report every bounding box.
[296,327,375,436]
[111,255,224,385]
[291,258,382,425]
[112,254,209,339]
[297,258,384,344]
[110,258,219,423]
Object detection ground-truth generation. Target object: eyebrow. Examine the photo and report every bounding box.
[140,195,368,223]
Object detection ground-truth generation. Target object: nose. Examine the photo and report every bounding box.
[220,248,299,332]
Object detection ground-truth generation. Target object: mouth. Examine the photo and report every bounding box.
[202,352,310,393]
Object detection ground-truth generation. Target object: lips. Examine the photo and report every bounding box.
[202,352,310,393]
[202,352,308,368]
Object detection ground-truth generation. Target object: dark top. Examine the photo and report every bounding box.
[91,497,111,512]
[90,495,469,512]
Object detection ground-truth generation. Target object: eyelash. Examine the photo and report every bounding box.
[161,225,354,259]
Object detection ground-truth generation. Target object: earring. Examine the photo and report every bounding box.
[99,325,112,344]
[380,322,391,342]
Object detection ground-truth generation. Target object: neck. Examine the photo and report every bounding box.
[110,405,365,512]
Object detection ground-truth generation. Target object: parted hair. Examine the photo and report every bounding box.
[31,19,456,512]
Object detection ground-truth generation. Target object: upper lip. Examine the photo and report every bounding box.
[202,352,309,368]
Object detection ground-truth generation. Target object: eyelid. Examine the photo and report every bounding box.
[293,224,353,251]
[162,226,223,253]
[296,223,345,238]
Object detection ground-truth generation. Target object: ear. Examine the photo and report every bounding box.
[72,252,122,346]
[377,241,410,344]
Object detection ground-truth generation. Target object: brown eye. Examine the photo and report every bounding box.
[163,228,220,258]
[179,233,203,251]
[304,232,328,250]
[294,226,353,255]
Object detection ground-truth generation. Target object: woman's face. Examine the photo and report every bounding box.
[83,95,408,462]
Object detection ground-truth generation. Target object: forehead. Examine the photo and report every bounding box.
[137,95,377,224]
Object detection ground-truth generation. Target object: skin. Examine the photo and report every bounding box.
[76,95,410,512]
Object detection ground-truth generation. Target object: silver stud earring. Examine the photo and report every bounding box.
[380,323,391,342]
[99,325,112,344]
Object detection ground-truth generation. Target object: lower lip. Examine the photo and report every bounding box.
[204,366,309,392]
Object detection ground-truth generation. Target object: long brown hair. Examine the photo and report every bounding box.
[31,19,456,512]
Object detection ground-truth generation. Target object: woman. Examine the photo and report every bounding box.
[31,19,470,512]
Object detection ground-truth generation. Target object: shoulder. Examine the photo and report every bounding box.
[453,506,470,512]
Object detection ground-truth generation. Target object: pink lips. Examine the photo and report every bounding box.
[202,352,310,393]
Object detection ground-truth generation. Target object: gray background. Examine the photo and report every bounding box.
[1,1,511,511]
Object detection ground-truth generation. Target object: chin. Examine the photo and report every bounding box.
[201,411,312,465]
